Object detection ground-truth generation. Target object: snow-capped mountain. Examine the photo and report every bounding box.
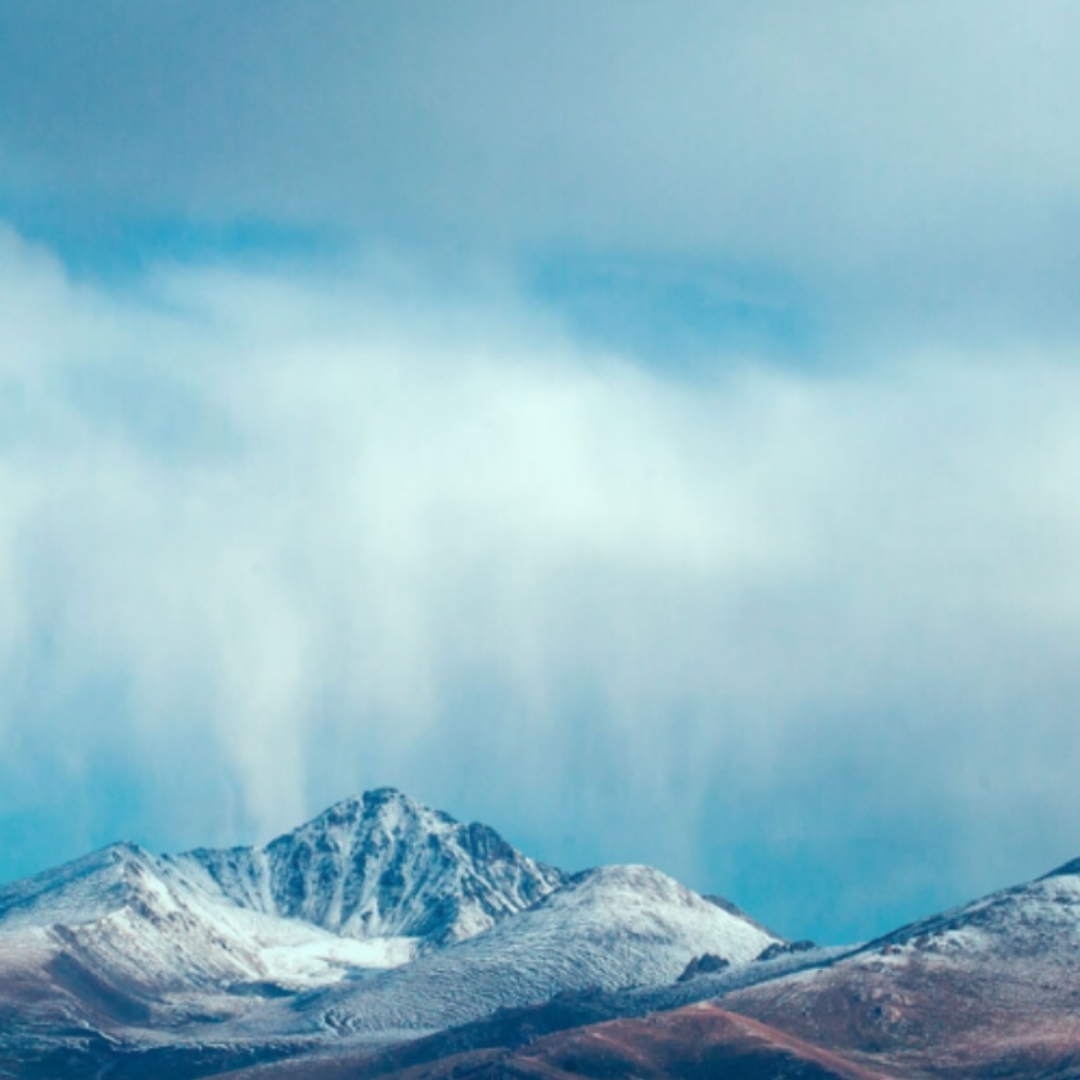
[9,794,1080,1080]
[0,789,564,1008]
[233,863,782,1042]
[173,787,565,946]
[724,856,1080,1079]
[869,853,1080,957]
[10,790,1080,1080]
[0,788,784,1070]
[0,840,412,1025]
[0,788,577,1068]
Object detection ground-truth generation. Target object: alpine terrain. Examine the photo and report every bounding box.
[3,788,1080,1080]
[0,789,790,1078]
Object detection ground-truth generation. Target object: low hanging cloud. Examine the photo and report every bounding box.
[3,225,1080,938]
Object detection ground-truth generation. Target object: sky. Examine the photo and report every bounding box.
[3,2,1080,944]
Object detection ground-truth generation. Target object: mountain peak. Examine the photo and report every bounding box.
[0,839,160,933]
[179,789,566,946]
[366,785,408,803]
[322,787,410,814]
[307,787,455,834]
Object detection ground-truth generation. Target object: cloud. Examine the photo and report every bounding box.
[3,225,1080,939]
[3,2,1080,339]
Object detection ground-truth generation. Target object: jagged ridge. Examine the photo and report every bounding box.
[174,787,566,946]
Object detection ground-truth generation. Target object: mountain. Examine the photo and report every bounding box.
[173,788,566,947]
[0,839,398,1080]
[0,789,783,1079]
[0,790,570,1076]
[0,840,389,1001]
[214,854,1080,1080]
[19,787,1080,1080]
[231,863,782,1043]
[723,856,1080,1078]
[0,788,566,1013]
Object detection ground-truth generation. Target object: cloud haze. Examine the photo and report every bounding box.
[4,2,1080,335]
[3,225,1080,939]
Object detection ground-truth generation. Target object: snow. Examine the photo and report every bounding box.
[0,790,784,1061]
[718,855,1080,1075]
[226,864,782,1041]
[171,788,566,945]
[0,842,156,933]
[863,863,1080,962]
[0,789,570,1002]
[7,788,1080,1078]
[0,841,419,998]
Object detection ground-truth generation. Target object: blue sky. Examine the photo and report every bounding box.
[3,2,1080,944]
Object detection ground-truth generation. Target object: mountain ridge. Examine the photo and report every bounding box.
[170,787,566,948]
[227,861,783,1043]
[8,789,1080,1080]
[0,786,782,1076]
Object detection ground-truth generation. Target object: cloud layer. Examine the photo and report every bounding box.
[3,226,1080,940]
[4,2,1080,339]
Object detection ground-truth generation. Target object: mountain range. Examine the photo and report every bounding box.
[2,788,1079,1079]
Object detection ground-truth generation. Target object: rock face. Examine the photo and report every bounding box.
[173,787,567,946]
[677,953,730,981]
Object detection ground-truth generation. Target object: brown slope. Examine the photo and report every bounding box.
[723,945,1080,1079]
[718,861,1080,1080]
[215,1002,891,1080]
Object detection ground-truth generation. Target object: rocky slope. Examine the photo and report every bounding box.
[723,856,1080,1078]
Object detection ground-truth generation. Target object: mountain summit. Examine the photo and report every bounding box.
[174,787,566,946]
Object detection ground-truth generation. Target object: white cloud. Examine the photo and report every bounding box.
[3,226,1080,935]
